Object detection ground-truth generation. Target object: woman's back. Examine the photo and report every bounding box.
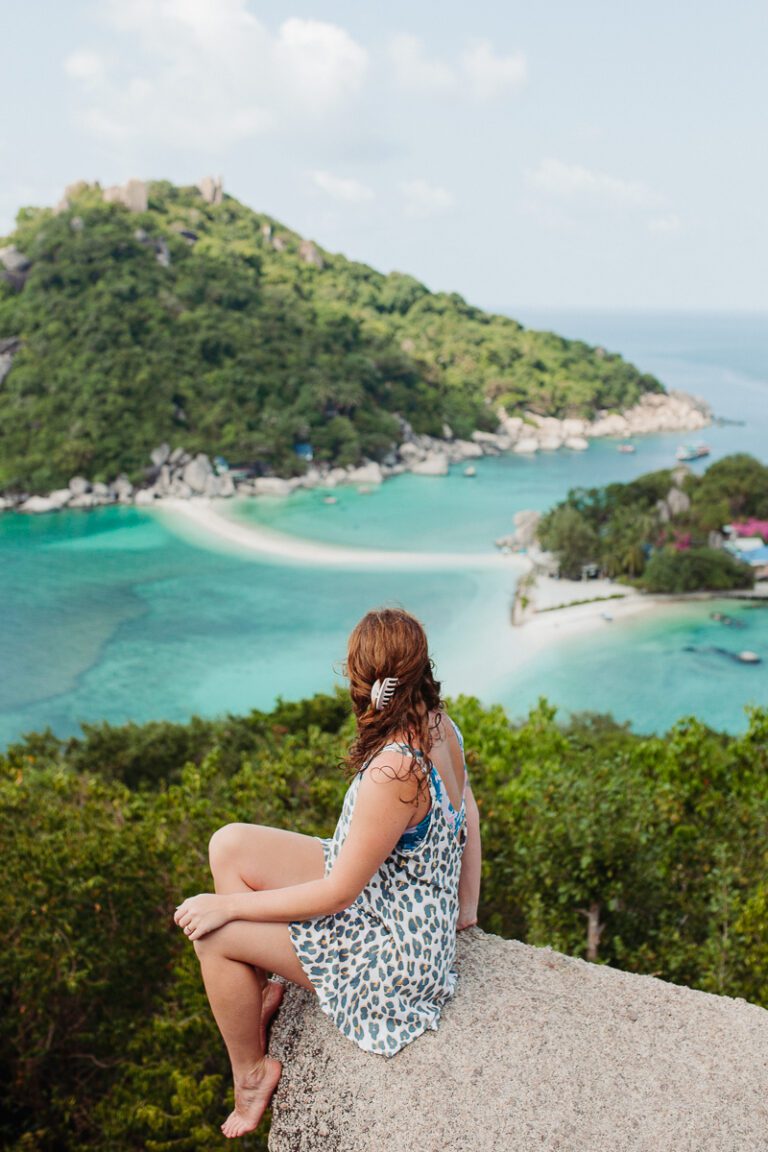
[406,711,466,822]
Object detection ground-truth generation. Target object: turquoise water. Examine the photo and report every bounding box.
[1,312,766,745]
[497,598,768,733]
[232,311,768,550]
[0,504,509,745]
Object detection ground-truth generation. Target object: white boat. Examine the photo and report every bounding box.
[676,442,711,462]
[617,443,636,454]
[463,465,477,478]
[737,650,761,664]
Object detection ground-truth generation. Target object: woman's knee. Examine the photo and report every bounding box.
[193,922,234,960]
[208,822,250,870]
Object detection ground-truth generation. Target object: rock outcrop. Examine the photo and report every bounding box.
[411,452,449,476]
[268,930,768,1152]
[298,239,324,268]
[0,248,31,290]
[102,179,149,213]
[0,337,21,382]
[495,389,711,456]
[496,508,541,551]
[198,175,224,206]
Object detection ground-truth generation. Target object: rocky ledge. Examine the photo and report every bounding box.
[0,391,713,514]
[267,929,768,1152]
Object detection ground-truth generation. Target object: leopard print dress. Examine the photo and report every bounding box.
[289,722,468,1057]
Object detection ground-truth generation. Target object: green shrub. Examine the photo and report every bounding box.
[640,548,754,593]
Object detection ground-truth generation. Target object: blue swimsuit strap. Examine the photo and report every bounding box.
[375,730,467,834]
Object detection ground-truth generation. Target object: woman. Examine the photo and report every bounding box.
[174,607,482,1139]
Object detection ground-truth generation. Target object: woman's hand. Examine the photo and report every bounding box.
[457,908,478,932]
[174,893,231,941]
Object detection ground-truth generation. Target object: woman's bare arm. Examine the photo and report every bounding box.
[175,756,415,939]
[457,785,481,930]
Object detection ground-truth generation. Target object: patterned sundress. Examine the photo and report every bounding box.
[289,719,468,1057]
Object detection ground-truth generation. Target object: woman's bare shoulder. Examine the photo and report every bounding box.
[363,742,412,786]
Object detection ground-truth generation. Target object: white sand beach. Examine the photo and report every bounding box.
[154,496,529,573]
[515,572,768,655]
[516,581,660,651]
[510,570,662,653]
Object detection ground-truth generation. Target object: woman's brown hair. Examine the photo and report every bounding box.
[345,607,443,801]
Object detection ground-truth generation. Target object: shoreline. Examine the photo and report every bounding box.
[508,571,768,669]
[0,389,713,516]
[508,573,660,664]
[154,496,529,572]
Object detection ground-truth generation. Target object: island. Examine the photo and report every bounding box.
[0,177,708,507]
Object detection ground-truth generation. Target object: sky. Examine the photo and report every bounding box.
[3,0,767,311]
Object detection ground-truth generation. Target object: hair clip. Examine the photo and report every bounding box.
[371,677,399,710]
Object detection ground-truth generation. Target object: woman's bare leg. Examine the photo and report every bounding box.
[195,920,313,1139]
[208,823,326,894]
[196,827,323,1136]
[207,824,324,1043]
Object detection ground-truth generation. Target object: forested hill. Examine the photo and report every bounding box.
[0,179,662,492]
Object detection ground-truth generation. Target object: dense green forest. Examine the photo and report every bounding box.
[538,452,767,590]
[2,692,767,1151]
[0,180,662,493]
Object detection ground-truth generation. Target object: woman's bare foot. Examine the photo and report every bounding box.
[221,1057,283,1139]
[260,980,285,1050]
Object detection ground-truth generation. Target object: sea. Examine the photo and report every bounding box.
[1,311,766,748]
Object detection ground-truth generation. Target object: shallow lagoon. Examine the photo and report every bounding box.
[1,312,766,746]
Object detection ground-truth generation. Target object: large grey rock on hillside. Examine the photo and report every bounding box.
[411,452,449,476]
[103,179,148,213]
[182,453,213,494]
[198,175,224,205]
[666,485,691,517]
[0,246,31,274]
[268,930,768,1152]
[0,246,31,289]
[0,350,14,385]
[298,239,323,268]
[151,442,171,467]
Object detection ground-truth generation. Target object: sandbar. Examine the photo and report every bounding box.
[154,496,528,572]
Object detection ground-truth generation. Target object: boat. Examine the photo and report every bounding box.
[617,443,636,454]
[463,465,477,478]
[685,644,761,664]
[322,496,338,505]
[675,442,711,462]
[710,611,744,628]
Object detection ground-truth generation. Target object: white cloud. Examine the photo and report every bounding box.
[277,19,368,109]
[311,170,374,204]
[389,34,456,94]
[63,1,368,149]
[64,50,107,88]
[389,34,527,101]
[648,212,682,234]
[461,40,527,101]
[400,178,455,217]
[527,158,664,210]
